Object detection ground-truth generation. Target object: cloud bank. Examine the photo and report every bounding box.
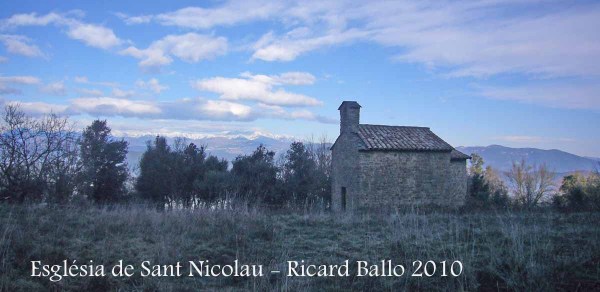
[2,96,334,124]
[193,72,321,107]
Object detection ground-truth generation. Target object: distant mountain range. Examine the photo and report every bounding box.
[586,156,600,162]
[122,135,599,175]
[456,145,599,173]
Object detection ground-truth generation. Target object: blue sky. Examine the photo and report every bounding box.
[0,0,599,156]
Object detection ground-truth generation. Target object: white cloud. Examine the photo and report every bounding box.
[477,83,600,110]
[255,103,335,123]
[77,88,104,96]
[0,34,44,57]
[41,81,67,96]
[2,98,161,118]
[289,109,320,120]
[70,97,161,116]
[0,75,41,94]
[0,84,20,94]
[134,1,283,29]
[252,28,370,61]
[200,100,253,119]
[8,101,68,115]
[136,78,168,94]
[273,72,316,85]
[74,76,89,83]
[120,33,227,70]
[114,12,152,25]
[66,22,121,49]
[0,75,40,84]
[1,12,122,50]
[7,101,68,115]
[111,88,135,98]
[1,12,64,27]
[193,72,321,107]
[73,76,119,87]
[0,56,7,63]
[240,71,316,85]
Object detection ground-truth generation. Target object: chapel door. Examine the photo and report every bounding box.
[341,187,347,211]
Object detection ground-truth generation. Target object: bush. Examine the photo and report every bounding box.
[554,171,600,211]
[505,159,555,209]
[231,145,281,206]
[466,154,510,209]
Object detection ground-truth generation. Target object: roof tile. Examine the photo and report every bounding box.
[356,124,454,151]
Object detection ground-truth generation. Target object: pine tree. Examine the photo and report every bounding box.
[79,120,128,204]
[136,136,173,209]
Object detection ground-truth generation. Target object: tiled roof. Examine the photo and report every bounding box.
[450,149,471,160]
[356,124,454,151]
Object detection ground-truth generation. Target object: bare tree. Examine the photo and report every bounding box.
[505,159,555,209]
[0,104,79,203]
[307,135,332,207]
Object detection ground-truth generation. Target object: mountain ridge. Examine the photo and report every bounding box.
[456,145,598,173]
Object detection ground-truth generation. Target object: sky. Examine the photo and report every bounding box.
[0,0,599,157]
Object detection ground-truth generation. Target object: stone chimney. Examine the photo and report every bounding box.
[338,101,361,134]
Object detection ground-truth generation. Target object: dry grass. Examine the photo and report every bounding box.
[0,205,598,291]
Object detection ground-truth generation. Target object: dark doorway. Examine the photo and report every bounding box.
[341,187,347,211]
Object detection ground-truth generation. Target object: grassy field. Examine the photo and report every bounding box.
[0,205,599,291]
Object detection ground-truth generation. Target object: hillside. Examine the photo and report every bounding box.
[456,145,599,173]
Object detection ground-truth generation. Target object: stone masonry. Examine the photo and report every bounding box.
[331,101,469,211]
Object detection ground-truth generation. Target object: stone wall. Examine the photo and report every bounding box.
[357,151,460,209]
[447,160,468,207]
[331,133,362,211]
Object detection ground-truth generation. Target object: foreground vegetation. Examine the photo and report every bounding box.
[1,205,598,291]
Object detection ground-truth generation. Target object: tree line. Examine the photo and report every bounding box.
[135,136,330,209]
[0,104,331,209]
[466,153,600,211]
